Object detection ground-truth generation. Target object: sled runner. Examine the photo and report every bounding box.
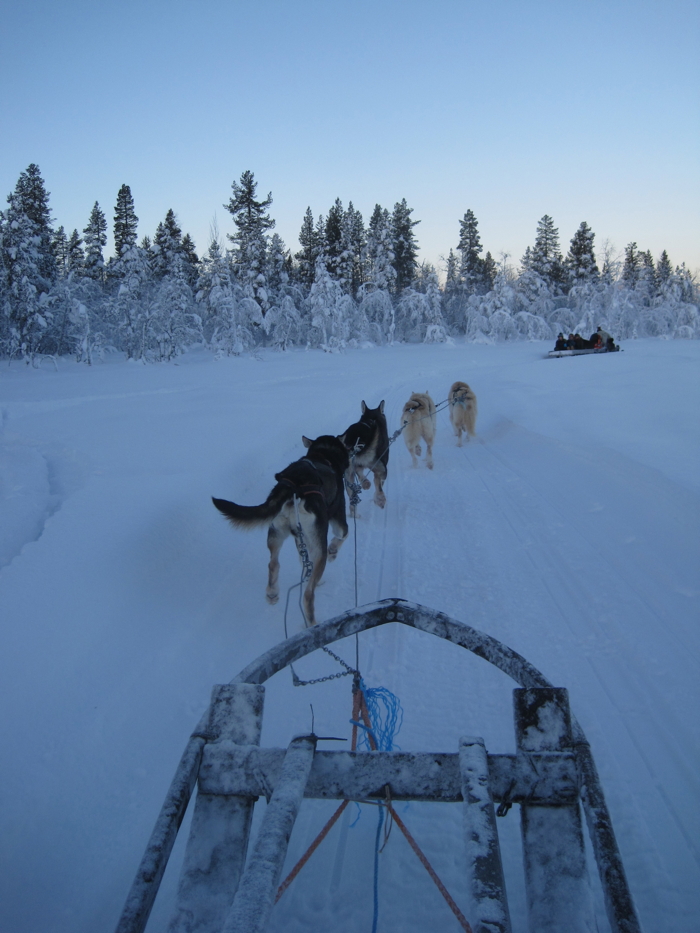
[547,347,620,358]
[115,599,642,933]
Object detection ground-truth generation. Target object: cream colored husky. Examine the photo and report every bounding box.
[402,391,437,469]
[448,381,477,445]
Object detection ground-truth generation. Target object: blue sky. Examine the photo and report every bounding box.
[1,0,698,274]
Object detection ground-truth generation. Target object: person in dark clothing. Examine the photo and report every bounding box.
[554,333,567,351]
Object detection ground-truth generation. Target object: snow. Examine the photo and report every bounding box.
[0,338,698,933]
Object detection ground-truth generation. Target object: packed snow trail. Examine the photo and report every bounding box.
[0,341,697,933]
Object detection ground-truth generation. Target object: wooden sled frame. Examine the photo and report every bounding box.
[115,598,642,933]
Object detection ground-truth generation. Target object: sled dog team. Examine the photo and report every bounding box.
[213,381,477,625]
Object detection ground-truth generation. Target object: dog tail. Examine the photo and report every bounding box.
[212,483,292,529]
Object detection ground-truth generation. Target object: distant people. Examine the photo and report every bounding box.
[566,333,576,349]
[573,333,588,350]
[554,333,567,351]
[597,326,614,350]
[589,331,603,349]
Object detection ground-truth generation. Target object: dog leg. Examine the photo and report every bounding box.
[426,440,434,469]
[370,461,387,508]
[266,521,288,605]
[328,514,349,561]
[302,535,327,626]
[357,466,371,491]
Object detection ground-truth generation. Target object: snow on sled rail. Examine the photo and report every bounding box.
[115,598,642,933]
[547,347,621,358]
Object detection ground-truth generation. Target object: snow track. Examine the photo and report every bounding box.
[0,341,697,933]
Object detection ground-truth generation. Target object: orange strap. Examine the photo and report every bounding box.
[385,802,473,933]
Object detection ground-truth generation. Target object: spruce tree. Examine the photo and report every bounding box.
[180,234,199,288]
[53,226,69,278]
[67,229,84,273]
[224,170,274,316]
[529,215,566,294]
[323,198,344,281]
[481,252,497,292]
[0,191,48,359]
[13,164,57,284]
[565,221,599,286]
[365,205,396,292]
[295,207,322,288]
[113,185,138,257]
[342,202,366,297]
[391,199,419,294]
[657,250,673,289]
[153,208,183,278]
[622,242,641,286]
[83,202,107,281]
[457,209,483,295]
[224,170,275,261]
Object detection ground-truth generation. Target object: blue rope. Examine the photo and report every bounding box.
[356,680,403,752]
[371,804,384,933]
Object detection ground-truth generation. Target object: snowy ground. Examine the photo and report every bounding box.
[0,338,698,933]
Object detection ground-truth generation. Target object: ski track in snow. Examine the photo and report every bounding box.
[0,341,698,933]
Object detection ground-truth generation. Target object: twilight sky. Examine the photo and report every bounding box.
[1,0,698,275]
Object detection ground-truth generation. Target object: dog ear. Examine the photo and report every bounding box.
[379,400,385,413]
[361,400,367,413]
[302,435,312,449]
[338,432,348,448]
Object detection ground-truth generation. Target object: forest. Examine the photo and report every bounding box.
[1,164,697,364]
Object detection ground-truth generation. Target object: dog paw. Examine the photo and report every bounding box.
[361,478,371,490]
[266,590,279,605]
[375,494,386,508]
[427,462,434,470]
[415,445,422,455]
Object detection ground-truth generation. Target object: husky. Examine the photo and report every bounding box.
[340,400,389,515]
[402,391,437,469]
[212,435,349,626]
[448,381,477,446]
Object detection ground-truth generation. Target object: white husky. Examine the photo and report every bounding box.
[402,391,437,469]
[448,381,477,445]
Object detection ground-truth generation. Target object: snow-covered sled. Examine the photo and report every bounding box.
[115,599,642,933]
[547,346,620,358]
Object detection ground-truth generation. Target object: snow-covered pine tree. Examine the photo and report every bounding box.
[13,164,57,285]
[391,199,419,294]
[113,184,138,258]
[53,227,69,278]
[341,202,366,297]
[224,170,274,321]
[306,257,350,350]
[622,242,641,287]
[295,207,322,289]
[323,198,344,282]
[67,229,84,273]
[151,253,201,360]
[482,252,496,293]
[83,202,108,282]
[656,250,673,291]
[565,221,599,287]
[0,191,51,360]
[457,209,485,296]
[152,209,183,279]
[529,215,566,294]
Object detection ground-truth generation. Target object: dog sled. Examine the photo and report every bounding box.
[546,346,620,359]
[115,599,642,933]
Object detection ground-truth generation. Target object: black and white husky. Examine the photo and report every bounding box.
[340,400,389,514]
[212,435,349,626]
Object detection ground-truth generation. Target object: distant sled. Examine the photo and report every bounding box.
[547,346,621,358]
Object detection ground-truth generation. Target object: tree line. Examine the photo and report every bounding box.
[1,164,697,364]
